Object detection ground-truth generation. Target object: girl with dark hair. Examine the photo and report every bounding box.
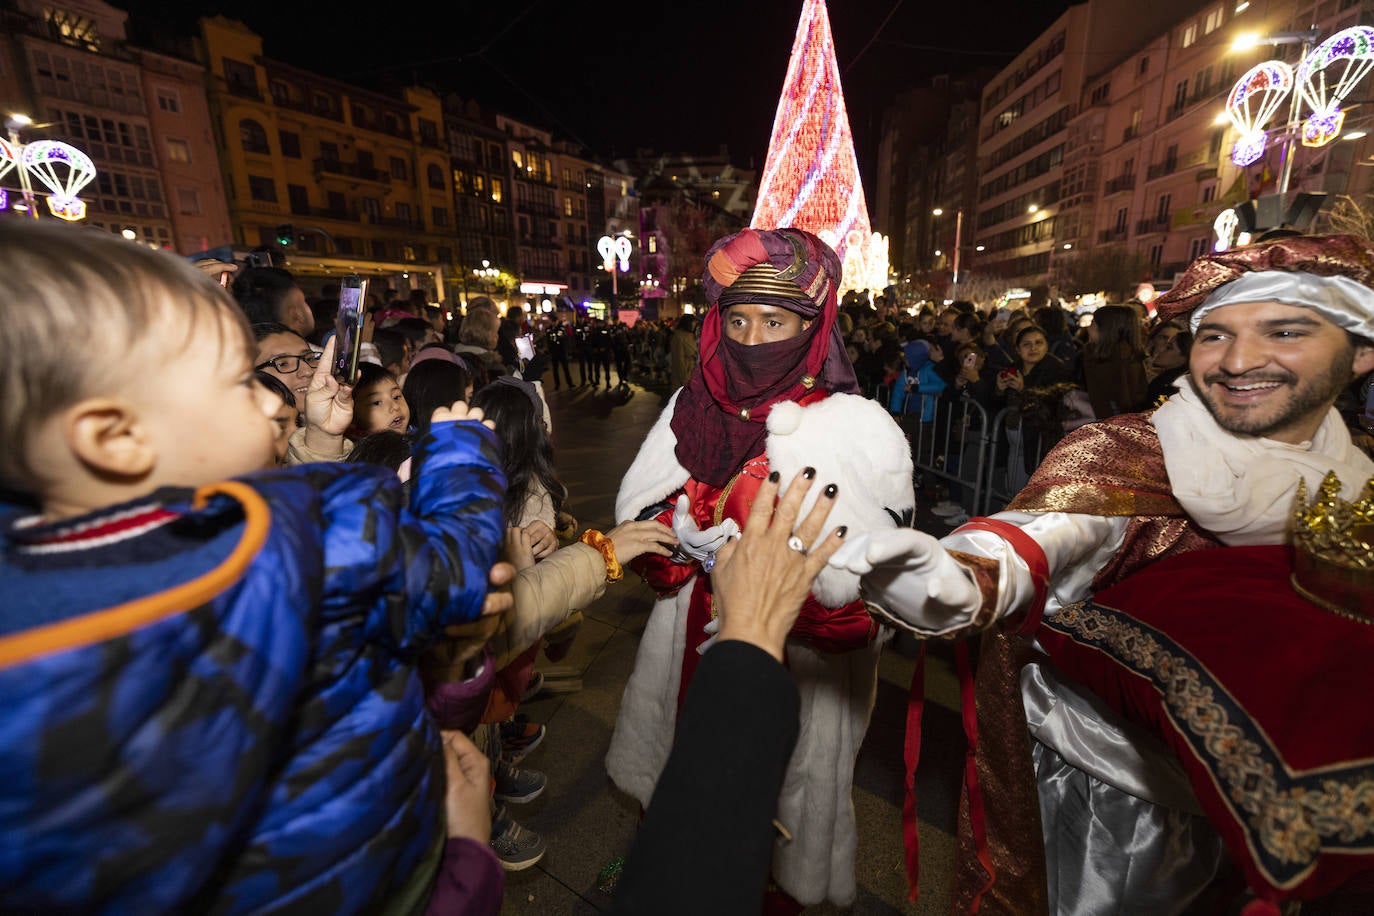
[1035,304,1080,370]
[472,380,564,534]
[1145,321,1193,404]
[1081,304,1150,418]
[404,359,473,438]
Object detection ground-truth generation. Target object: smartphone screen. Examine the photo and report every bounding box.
[332,275,368,385]
[515,333,535,362]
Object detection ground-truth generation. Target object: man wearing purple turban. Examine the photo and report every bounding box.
[607,227,915,908]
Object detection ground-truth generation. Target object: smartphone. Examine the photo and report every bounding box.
[963,352,978,369]
[332,274,368,385]
[515,333,535,362]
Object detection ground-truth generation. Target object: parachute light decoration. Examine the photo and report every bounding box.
[1296,26,1374,148]
[21,141,96,221]
[1226,61,1294,167]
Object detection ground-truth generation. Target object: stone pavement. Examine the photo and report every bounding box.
[498,379,969,915]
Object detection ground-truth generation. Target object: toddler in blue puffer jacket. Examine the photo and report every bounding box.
[0,222,508,913]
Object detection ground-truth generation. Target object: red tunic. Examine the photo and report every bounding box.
[628,453,878,712]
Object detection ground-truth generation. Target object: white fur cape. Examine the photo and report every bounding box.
[607,390,914,906]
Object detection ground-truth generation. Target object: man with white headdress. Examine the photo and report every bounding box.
[829,234,1374,914]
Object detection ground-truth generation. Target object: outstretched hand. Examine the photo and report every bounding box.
[303,336,354,447]
[708,468,846,661]
[430,400,495,430]
[606,518,678,564]
[439,730,494,844]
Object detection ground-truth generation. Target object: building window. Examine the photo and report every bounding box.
[279,130,301,158]
[1204,5,1223,33]
[1182,23,1198,47]
[391,156,408,180]
[288,184,310,213]
[312,92,334,116]
[1139,56,1149,76]
[176,187,200,215]
[166,138,190,163]
[239,119,269,154]
[418,118,438,144]
[512,148,524,170]
[156,88,180,113]
[395,202,412,222]
[428,163,445,190]
[45,8,100,51]
[432,206,449,226]
[248,175,277,202]
[1114,207,1128,234]
[223,58,257,95]
[473,174,484,195]
[319,141,339,163]
[1189,236,1209,260]
[1148,243,1164,267]
[1156,193,1172,222]
[491,177,503,203]
[1202,182,1217,203]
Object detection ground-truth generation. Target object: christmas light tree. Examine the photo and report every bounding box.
[752,0,888,294]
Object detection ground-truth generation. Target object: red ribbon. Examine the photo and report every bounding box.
[902,643,927,902]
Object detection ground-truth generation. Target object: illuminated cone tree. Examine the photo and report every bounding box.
[752,0,888,293]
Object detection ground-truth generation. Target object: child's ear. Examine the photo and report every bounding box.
[65,398,156,478]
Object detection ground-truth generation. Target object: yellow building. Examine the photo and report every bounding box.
[197,16,453,301]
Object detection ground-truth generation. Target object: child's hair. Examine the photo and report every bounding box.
[459,308,499,348]
[345,429,412,471]
[372,327,408,370]
[254,370,297,409]
[0,221,250,491]
[1085,305,1146,362]
[352,361,397,393]
[471,381,565,527]
[403,359,471,438]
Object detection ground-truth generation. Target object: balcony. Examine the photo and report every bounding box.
[290,203,359,222]
[1135,215,1171,235]
[1165,103,1186,123]
[515,199,559,218]
[313,157,391,185]
[1098,228,1128,243]
[226,80,262,101]
[370,215,426,231]
[1104,175,1135,195]
[1147,159,1178,181]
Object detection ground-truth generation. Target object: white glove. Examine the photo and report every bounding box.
[696,617,720,655]
[671,494,740,569]
[828,528,981,627]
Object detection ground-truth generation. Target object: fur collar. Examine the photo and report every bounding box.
[617,391,915,606]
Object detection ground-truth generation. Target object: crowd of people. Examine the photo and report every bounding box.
[2,217,1372,916]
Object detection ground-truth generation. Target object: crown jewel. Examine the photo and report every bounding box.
[1290,472,1374,620]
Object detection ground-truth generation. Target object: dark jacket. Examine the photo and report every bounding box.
[0,422,506,913]
[611,640,800,916]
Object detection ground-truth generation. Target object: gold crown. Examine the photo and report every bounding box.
[1290,472,1374,621]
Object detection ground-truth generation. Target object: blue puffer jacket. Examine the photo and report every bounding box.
[0,420,505,914]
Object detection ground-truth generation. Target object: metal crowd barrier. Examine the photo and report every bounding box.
[879,390,1059,521]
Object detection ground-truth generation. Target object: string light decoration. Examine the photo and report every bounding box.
[751,0,889,293]
[1296,26,1374,148]
[1225,60,1294,166]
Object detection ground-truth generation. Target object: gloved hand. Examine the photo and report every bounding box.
[828,528,981,626]
[696,617,720,655]
[671,494,740,570]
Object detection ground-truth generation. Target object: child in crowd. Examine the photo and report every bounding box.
[0,222,509,913]
[350,361,411,437]
[255,370,299,467]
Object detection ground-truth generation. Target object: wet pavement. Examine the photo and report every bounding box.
[499,377,966,915]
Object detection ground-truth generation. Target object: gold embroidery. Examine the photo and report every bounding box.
[1049,603,1374,888]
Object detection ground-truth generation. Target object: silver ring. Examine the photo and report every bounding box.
[787,535,807,553]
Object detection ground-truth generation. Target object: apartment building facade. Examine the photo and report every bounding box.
[0,0,229,251]
[1060,0,1374,291]
[197,16,453,299]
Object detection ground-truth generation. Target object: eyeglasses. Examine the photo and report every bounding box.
[256,351,321,374]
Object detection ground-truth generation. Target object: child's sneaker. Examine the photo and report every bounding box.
[500,714,545,760]
[494,757,547,804]
[519,671,546,703]
[491,806,546,871]
[929,500,964,517]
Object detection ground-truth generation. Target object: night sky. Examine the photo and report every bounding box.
[118,0,1072,180]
